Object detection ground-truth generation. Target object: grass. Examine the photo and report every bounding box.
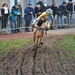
[0,38,32,55]
[56,35,75,57]
[0,35,75,57]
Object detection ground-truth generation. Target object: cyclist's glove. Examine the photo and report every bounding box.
[45,26,49,31]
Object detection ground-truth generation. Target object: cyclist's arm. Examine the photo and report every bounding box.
[47,22,50,29]
[46,21,50,29]
[46,15,54,29]
[34,12,46,27]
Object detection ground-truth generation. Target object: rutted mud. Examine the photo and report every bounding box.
[0,35,75,75]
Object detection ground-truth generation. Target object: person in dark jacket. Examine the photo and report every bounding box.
[51,3,58,24]
[66,0,73,24]
[1,3,9,32]
[18,4,22,25]
[36,0,45,12]
[51,3,58,17]
[66,0,73,12]
[34,4,41,18]
[44,5,50,11]
[57,2,68,28]
[24,4,34,32]
[74,4,75,11]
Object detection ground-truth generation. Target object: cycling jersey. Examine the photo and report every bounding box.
[35,12,51,29]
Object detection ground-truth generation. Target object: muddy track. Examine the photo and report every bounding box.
[0,35,75,75]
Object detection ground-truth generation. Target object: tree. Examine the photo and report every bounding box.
[52,0,55,4]
[14,0,17,5]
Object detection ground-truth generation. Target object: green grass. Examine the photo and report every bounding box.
[56,35,75,57]
[0,38,32,55]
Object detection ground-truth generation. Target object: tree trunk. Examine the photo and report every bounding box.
[52,0,55,4]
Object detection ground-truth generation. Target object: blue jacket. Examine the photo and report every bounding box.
[24,7,34,21]
[57,4,64,16]
[59,4,68,16]
[10,7,21,21]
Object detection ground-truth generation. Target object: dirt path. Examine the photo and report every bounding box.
[0,28,75,41]
[0,32,33,41]
[0,28,75,75]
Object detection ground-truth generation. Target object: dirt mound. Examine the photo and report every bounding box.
[0,35,75,75]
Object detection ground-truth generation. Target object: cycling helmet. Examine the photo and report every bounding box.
[46,8,53,16]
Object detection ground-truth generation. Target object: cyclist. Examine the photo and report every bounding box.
[33,8,53,45]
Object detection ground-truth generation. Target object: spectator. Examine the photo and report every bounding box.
[24,4,34,32]
[57,2,67,28]
[1,3,9,33]
[44,5,50,11]
[74,4,75,11]
[16,5,22,32]
[67,0,73,12]
[18,4,22,25]
[0,3,2,33]
[66,0,73,24]
[51,3,58,24]
[0,3,2,27]
[62,2,69,28]
[9,6,16,33]
[14,5,21,32]
[18,4,22,14]
[34,4,41,18]
[0,3,1,15]
[9,5,21,33]
[36,0,45,12]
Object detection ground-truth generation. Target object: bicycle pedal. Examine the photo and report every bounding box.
[40,42,43,45]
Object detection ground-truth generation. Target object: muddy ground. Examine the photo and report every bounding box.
[0,28,75,75]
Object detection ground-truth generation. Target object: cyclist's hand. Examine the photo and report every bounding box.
[45,26,49,31]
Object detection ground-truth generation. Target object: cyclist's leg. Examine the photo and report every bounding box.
[33,19,45,45]
[40,23,46,44]
[33,27,38,45]
[41,22,46,35]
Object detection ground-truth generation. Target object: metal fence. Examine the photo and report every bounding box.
[51,11,75,29]
[0,11,75,34]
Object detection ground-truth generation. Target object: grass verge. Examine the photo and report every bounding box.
[56,35,75,57]
[0,38,32,55]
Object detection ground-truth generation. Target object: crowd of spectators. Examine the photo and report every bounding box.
[0,0,75,34]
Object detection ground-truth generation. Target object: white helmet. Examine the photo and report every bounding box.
[46,8,53,16]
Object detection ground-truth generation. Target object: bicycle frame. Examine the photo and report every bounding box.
[34,28,47,48]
